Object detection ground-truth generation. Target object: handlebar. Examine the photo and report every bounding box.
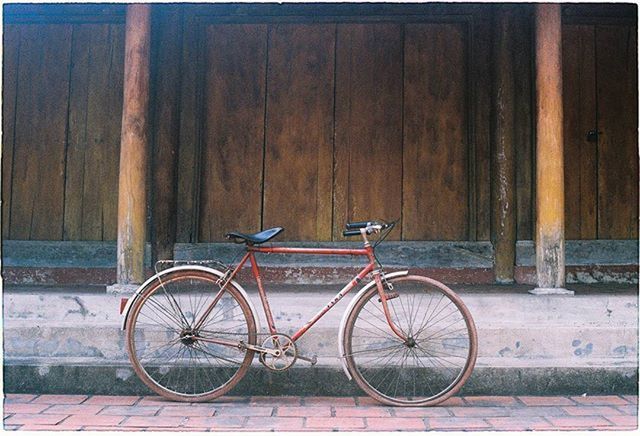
[345,221,373,230]
[342,220,390,237]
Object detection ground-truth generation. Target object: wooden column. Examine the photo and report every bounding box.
[151,6,182,261]
[491,5,517,283]
[116,4,151,285]
[532,4,569,293]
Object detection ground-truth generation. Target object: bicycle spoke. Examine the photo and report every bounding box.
[127,271,255,400]
[344,277,476,406]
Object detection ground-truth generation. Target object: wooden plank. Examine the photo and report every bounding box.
[9,24,73,240]
[513,7,535,241]
[2,25,20,239]
[491,6,517,282]
[198,24,267,241]
[403,23,469,240]
[473,11,492,241]
[150,7,183,257]
[333,23,403,240]
[175,13,199,243]
[596,24,638,239]
[263,24,335,241]
[65,23,124,241]
[562,24,597,240]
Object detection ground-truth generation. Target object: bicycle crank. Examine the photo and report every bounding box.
[258,333,297,371]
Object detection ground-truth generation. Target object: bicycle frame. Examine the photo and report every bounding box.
[192,241,407,343]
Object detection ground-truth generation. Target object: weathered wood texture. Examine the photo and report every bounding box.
[199,24,267,241]
[535,3,565,289]
[2,22,124,241]
[563,25,597,240]
[333,23,403,240]
[491,6,517,283]
[2,25,20,240]
[262,24,336,241]
[513,8,535,241]
[595,25,638,239]
[150,7,183,260]
[472,11,493,242]
[562,23,638,240]
[116,4,151,284]
[65,24,124,241]
[403,23,469,240]
[3,4,636,246]
[8,24,73,240]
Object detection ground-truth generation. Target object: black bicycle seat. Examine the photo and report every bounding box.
[225,227,284,245]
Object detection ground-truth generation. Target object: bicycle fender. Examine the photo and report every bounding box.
[337,270,409,380]
[120,265,261,335]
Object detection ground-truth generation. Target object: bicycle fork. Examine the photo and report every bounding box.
[372,270,407,342]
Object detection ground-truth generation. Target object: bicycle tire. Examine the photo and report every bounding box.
[343,275,477,406]
[125,269,256,402]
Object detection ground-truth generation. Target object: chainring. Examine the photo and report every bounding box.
[258,333,297,371]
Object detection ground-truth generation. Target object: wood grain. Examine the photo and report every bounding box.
[513,8,535,241]
[596,24,638,239]
[9,24,73,240]
[2,25,20,239]
[150,7,183,258]
[403,23,469,240]
[491,6,517,282]
[65,23,124,241]
[562,24,597,240]
[175,12,200,243]
[473,11,492,241]
[333,23,403,240]
[199,24,267,241]
[263,24,335,241]
[117,4,151,284]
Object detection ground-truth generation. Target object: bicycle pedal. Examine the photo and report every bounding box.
[297,354,317,366]
[378,292,399,302]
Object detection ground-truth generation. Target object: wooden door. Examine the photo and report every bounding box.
[192,17,477,242]
[563,23,638,239]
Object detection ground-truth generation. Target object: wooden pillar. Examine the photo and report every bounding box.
[116,4,151,285]
[151,6,183,261]
[532,3,570,293]
[491,5,517,283]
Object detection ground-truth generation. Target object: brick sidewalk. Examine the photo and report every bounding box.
[3,394,638,431]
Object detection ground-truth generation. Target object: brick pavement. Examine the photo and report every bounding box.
[2,394,637,431]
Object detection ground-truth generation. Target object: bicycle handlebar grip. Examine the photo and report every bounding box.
[346,221,372,230]
[343,229,363,237]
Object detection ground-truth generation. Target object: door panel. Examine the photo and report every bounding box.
[262,24,335,241]
[403,23,469,240]
[199,24,267,241]
[596,24,638,239]
[9,24,73,240]
[333,23,403,240]
[563,22,638,240]
[563,24,598,239]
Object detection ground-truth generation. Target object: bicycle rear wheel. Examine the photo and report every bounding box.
[125,269,256,402]
[343,275,477,406]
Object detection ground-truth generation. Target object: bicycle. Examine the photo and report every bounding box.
[121,220,478,406]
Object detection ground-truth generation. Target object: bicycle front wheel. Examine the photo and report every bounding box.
[125,269,256,402]
[343,275,477,406]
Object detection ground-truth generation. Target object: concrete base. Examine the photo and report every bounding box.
[3,283,637,396]
[529,287,575,295]
[3,364,637,397]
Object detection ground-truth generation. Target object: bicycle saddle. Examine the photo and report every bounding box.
[225,227,284,245]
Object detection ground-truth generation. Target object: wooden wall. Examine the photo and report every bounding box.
[2,3,637,244]
[178,7,494,242]
[2,14,125,241]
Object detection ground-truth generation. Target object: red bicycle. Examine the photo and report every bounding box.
[122,220,477,406]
